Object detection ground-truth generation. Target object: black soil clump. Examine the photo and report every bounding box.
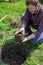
[1,43,27,65]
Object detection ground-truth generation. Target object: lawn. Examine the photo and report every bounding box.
[0,1,43,65]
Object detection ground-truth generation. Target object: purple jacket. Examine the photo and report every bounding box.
[22,5,43,38]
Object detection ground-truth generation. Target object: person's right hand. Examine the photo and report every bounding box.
[14,30,21,35]
[14,27,25,36]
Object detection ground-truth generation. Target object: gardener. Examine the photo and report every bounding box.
[15,0,43,44]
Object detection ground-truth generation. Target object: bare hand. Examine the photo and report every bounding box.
[15,30,20,35]
[14,27,25,35]
[22,37,28,42]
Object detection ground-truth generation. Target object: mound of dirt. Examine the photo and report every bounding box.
[15,32,25,43]
[10,17,21,28]
[1,44,27,65]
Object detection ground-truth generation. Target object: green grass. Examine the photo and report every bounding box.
[0,1,43,65]
[0,1,26,48]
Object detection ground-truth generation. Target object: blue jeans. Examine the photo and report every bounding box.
[21,16,43,44]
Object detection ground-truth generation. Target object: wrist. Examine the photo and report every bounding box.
[20,26,25,31]
[27,36,30,40]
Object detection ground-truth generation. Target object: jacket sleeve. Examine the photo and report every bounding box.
[33,17,43,38]
[22,8,30,26]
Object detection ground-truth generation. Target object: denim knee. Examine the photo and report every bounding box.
[31,32,43,44]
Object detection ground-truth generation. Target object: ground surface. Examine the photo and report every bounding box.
[0,1,43,65]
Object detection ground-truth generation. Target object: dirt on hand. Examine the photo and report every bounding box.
[15,32,25,43]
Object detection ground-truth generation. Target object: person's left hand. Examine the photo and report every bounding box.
[22,37,28,42]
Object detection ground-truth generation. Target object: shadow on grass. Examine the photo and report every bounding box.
[1,38,42,65]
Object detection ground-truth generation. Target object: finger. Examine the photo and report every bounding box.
[14,31,19,35]
[22,40,25,42]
